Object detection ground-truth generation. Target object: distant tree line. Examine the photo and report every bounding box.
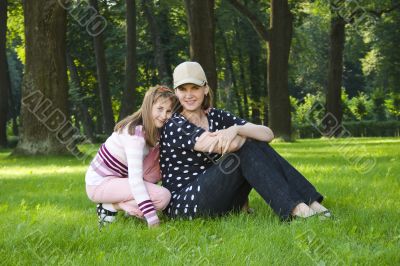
[0,0,399,154]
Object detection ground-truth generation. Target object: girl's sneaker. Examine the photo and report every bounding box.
[97,203,117,230]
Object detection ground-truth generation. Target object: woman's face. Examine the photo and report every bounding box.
[175,83,208,112]
[152,98,173,128]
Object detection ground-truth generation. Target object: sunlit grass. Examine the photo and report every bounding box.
[0,137,399,265]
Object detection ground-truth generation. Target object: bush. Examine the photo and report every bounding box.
[341,88,356,121]
[385,92,400,120]
[348,92,373,120]
[291,93,325,128]
[295,120,400,138]
[371,88,387,120]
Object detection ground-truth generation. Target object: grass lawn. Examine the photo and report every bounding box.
[0,137,399,265]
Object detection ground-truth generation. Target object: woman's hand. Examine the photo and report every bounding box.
[195,131,219,152]
[236,135,247,150]
[209,126,239,154]
[194,129,245,154]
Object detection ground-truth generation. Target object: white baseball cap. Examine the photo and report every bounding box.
[173,61,207,89]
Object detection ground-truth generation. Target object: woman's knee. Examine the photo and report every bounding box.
[237,140,261,157]
[241,139,260,150]
[241,140,273,154]
[152,187,171,210]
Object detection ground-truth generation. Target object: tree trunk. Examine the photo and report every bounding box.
[12,116,18,136]
[325,16,345,136]
[141,0,171,85]
[8,66,18,136]
[263,51,269,125]
[247,29,262,124]
[237,46,249,120]
[159,6,173,80]
[218,29,232,111]
[233,19,249,119]
[267,0,293,141]
[0,0,10,148]
[14,0,72,155]
[229,0,293,140]
[89,0,114,134]
[218,25,243,117]
[184,0,218,105]
[66,52,95,142]
[119,0,137,120]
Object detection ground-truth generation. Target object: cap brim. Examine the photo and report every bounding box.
[173,78,206,89]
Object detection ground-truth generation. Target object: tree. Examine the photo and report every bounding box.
[289,11,330,98]
[229,0,293,140]
[0,0,11,147]
[141,0,171,85]
[267,0,293,140]
[14,0,72,155]
[325,10,345,136]
[363,6,400,94]
[324,0,400,135]
[184,0,218,104]
[4,0,24,138]
[89,0,115,134]
[66,52,95,142]
[119,0,138,120]
[216,19,243,118]
[244,23,264,124]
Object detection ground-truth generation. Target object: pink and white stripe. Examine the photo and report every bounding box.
[139,200,159,225]
[85,126,162,225]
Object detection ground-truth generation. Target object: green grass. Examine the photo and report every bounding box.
[0,137,399,265]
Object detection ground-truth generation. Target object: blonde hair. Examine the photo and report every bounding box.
[114,85,177,146]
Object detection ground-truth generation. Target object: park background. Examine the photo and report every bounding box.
[0,0,399,265]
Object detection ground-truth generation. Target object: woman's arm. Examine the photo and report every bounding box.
[235,123,274,142]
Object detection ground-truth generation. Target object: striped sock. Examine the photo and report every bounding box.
[138,200,159,225]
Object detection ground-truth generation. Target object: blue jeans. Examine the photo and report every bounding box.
[165,140,323,220]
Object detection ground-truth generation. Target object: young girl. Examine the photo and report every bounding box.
[85,85,176,228]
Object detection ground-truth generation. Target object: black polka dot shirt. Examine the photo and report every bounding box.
[160,108,247,217]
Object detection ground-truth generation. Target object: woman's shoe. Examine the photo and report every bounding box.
[97,203,117,230]
[318,210,333,220]
[292,212,318,220]
[291,203,317,219]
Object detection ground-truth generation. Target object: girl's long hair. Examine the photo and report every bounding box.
[114,85,177,146]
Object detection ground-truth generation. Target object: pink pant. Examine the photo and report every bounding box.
[86,177,171,218]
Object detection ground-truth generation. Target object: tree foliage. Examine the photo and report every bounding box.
[2,0,399,147]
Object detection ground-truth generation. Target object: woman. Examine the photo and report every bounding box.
[85,85,176,228]
[159,62,331,221]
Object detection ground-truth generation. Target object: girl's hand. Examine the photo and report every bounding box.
[148,221,160,228]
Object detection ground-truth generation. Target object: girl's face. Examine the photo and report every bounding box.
[152,97,173,128]
[175,83,209,112]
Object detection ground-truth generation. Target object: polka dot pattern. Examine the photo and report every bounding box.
[160,108,247,218]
